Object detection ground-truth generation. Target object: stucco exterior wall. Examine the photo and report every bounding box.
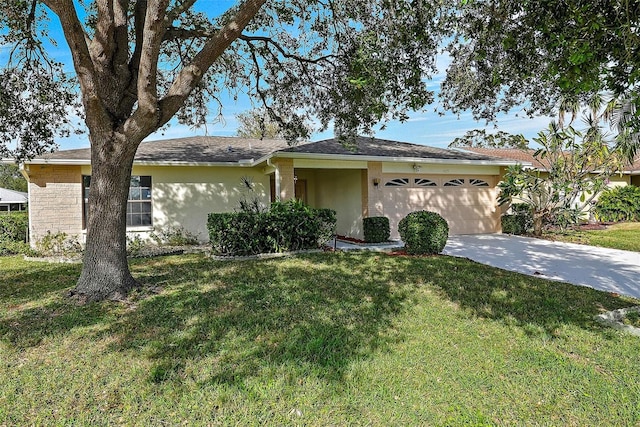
[313,169,364,239]
[607,175,630,188]
[131,165,270,242]
[27,164,83,243]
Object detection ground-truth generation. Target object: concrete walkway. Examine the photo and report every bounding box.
[444,234,640,300]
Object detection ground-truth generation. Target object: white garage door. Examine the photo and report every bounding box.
[382,175,500,238]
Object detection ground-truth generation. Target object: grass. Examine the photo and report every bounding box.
[1,252,640,425]
[544,222,640,252]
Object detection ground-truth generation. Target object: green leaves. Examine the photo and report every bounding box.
[442,0,640,133]
[498,114,628,234]
[594,186,640,222]
[0,65,78,160]
[207,200,337,256]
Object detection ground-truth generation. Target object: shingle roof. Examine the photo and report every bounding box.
[38,136,292,163]
[31,135,511,165]
[0,187,28,203]
[462,147,545,168]
[278,137,503,161]
[627,157,640,174]
[465,147,640,173]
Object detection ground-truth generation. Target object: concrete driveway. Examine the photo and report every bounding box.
[444,234,640,300]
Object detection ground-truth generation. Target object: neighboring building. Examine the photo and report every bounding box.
[0,187,28,212]
[20,136,521,244]
[463,147,639,188]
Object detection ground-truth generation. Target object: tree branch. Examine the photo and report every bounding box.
[41,0,112,135]
[88,0,132,118]
[151,0,267,131]
[118,0,147,115]
[125,0,171,139]
[166,0,198,23]
[240,35,337,65]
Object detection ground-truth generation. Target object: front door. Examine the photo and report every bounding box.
[295,179,307,204]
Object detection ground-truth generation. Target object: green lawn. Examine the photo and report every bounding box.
[1,252,640,425]
[544,222,640,252]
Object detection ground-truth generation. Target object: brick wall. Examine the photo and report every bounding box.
[27,164,83,243]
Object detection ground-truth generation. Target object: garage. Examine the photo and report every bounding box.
[382,174,501,238]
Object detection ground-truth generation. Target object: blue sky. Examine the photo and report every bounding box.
[54,66,553,151]
[3,1,555,151]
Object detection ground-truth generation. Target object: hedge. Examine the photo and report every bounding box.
[501,203,533,235]
[0,212,28,243]
[208,200,336,256]
[594,186,640,222]
[363,216,390,243]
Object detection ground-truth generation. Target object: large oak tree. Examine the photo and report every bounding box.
[0,0,444,301]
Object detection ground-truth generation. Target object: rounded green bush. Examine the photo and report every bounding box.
[398,210,449,255]
[363,216,390,243]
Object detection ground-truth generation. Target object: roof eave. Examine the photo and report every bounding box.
[23,158,264,167]
[22,152,529,168]
[271,151,525,167]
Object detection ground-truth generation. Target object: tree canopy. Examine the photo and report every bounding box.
[442,0,640,144]
[0,0,448,300]
[0,0,444,160]
[0,164,28,193]
[235,108,286,140]
[449,129,529,150]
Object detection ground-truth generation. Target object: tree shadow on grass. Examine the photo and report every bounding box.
[409,254,637,338]
[104,252,410,386]
[0,260,113,347]
[2,251,632,387]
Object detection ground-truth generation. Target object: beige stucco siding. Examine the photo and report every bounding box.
[382,163,501,175]
[27,164,83,242]
[313,169,364,239]
[607,175,630,187]
[131,165,269,242]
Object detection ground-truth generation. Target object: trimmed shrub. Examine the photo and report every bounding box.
[501,214,527,235]
[208,212,268,256]
[363,216,390,243]
[0,240,34,256]
[398,210,449,255]
[208,200,336,256]
[0,212,28,243]
[501,203,533,235]
[594,186,640,222]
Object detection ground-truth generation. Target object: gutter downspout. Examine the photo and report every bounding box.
[266,158,280,201]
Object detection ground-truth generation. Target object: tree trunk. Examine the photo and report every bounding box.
[533,215,543,237]
[73,134,140,302]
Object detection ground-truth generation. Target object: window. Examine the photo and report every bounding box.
[414,178,437,187]
[444,178,465,187]
[83,175,152,228]
[470,178,490,187]
[385,178,410,187]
